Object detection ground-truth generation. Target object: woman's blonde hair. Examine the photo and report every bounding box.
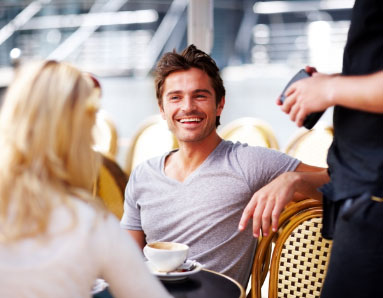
[0,60,102,242]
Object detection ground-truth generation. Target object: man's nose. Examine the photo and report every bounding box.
[181,96,195,111]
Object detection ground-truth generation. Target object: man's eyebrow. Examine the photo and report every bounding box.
[165,90,182,96]
[165,89,213,96]
[193,89,213,95]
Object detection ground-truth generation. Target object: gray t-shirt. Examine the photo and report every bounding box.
[121,140,300,286]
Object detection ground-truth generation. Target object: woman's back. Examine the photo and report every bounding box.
[0,61,171,298]
[0,198,170,298]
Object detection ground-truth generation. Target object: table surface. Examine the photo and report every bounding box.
[94,269,245,298]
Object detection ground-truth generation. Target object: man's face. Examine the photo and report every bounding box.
[160,67,224,143]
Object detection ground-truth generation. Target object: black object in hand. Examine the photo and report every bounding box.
[280,69,324,129]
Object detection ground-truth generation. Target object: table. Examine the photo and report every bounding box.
[93,269,245,298]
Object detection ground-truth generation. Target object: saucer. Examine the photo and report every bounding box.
[145,259,203,281]
[91,278,109,294]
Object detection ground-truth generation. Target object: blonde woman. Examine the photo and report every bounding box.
[0,61,171,298]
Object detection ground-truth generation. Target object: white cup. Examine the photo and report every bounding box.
[143,242,189,272]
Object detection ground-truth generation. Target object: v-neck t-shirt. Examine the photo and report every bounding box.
[121,140,299,286]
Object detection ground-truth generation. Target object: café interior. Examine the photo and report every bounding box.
[0,0,355,297]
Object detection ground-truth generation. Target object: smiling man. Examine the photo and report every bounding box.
[120,45,329,287]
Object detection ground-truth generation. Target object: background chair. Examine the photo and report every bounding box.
[284,122,334,167]
[250,198,332,298]
[219,117,279,150]
[94,155,128,219]
[93,110,119,160]
[124,114,178,176]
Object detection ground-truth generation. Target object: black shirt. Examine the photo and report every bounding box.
[326,0,383,200]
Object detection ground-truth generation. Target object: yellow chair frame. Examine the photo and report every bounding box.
[219,117,279,150]
[284,123,334,168]
[251,199,332,298]
[95,155,128,219]
[124,114,178,175]
[93,110,119,160]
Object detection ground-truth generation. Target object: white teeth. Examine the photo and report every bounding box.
[179,118,201,123]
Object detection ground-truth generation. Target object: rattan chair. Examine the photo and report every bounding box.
[250,199,332,298]
[124,114,178,175]
[219,117,279,150]
[93,110,119,160]
[284,122,333,168]
[94,155,128,219]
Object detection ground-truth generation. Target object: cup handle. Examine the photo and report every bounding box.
[143,245,148,259]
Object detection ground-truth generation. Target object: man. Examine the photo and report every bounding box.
[121,44,329,286]
[240,1,383,296]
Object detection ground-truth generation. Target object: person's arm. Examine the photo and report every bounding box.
[280,68,383,127]
[100,215,172,298]
[128,229,146,249]
[238,162,329,238]
[120,171,147,249]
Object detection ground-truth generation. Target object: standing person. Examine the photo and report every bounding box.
[242,0,383,297]
[0,60,171,298]
[121,44,329,287]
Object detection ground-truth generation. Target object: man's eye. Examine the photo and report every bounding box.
[196,94,206,99]
[170,96,180,100]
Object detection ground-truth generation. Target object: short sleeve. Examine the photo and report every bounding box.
[233,143,300,192]
[120,170,142,230]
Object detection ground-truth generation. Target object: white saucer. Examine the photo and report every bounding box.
[91,278,109,294]
[145,259,203,281]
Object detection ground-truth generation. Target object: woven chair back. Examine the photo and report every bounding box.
[93,110,119,160]
[284,123,333,168]
[270,210,332,297]
[219,117,279,150]
[250,199,332,298]
[95,155,128,219]
[124,114,178,175]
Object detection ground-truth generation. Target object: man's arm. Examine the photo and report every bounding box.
[281,69,383,127]
[127,230,146,250]
[238,162,329,238]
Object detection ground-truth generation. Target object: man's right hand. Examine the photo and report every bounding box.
[238,171,297,238]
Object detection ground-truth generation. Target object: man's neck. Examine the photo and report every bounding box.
[164,132,222,182]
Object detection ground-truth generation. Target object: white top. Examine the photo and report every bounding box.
[0,198,172,298]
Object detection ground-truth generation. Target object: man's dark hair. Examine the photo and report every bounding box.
[154,44,225,127]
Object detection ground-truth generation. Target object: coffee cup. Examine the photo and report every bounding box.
[143,241,189,272]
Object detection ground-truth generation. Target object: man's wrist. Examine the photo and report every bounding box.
[284,171,300,192]
[326,76,338,107]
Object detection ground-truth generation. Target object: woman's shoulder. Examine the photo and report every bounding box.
[50,197,114,235]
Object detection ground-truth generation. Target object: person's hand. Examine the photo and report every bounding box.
[279,66,335,127]
[238,172,297,238]
[304,65,317,76]
[276,66,318,107]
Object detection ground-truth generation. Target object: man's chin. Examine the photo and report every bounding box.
[172,126,216,144]
[175,133,206,143]
[177,137,204,143]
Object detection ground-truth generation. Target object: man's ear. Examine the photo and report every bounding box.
[159,104,166,120]
[217,97,225,116]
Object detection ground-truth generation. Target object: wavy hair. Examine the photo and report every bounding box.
[154,44,226,127]
[0,60,102,242]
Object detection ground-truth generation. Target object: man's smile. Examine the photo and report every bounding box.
[178,117,203,123]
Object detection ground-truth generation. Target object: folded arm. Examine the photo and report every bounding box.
[238,162,329,238]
